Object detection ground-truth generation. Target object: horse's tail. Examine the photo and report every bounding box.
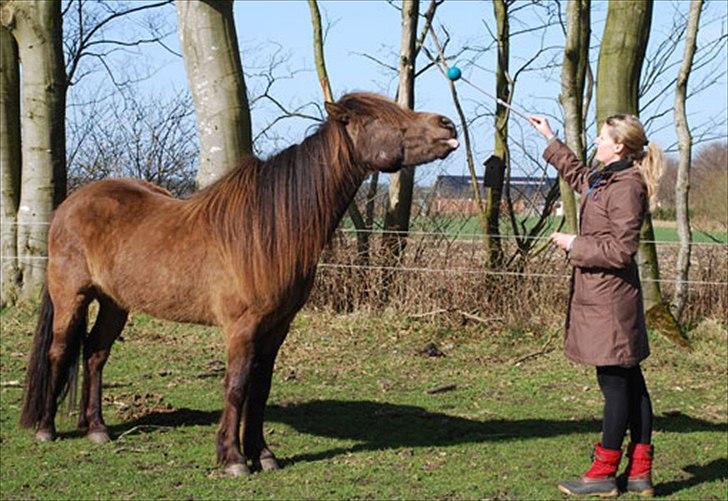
[19,288,83,428]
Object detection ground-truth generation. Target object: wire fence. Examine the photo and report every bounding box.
[335,227,728,247]
[3,222,727,246]
[3,227,727,287]
[316,263,728,287]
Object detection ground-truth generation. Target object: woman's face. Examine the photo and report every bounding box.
[594,123,625,165]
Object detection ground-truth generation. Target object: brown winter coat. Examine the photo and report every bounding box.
[544,139,649,367]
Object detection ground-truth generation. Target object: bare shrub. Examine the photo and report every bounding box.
[691,142,728,231]
[309,230,727,330]
[67,89,198,197]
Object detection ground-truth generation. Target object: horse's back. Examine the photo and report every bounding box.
[54,178,175,235]
[62,177,171,211]
[49,179,211,317]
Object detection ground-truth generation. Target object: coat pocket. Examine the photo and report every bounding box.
[567,302,615,363]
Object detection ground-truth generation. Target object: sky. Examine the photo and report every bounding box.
[72,0,728,185]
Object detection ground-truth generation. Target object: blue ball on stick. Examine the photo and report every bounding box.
[447,66,462,81]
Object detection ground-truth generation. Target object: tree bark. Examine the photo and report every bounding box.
[376,0,419,302]
[0,24,20,306]
[383,0,418,255]
[558,0,589,234]
[1,0,67,300]
[177,0,252,188]
[487,0,508,268]
[307,0,368,253]
[307,0,333,104]
[596,0,686,347]
[672,0,702,321]
[595,1,651,121]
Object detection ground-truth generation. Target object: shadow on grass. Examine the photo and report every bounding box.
[56,408,222,440]
[55,400,725,494]
[93,399,724,451]
[261,401,726,465]
[655,457,728,497]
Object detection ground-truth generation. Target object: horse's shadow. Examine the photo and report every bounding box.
[70,399,726,494]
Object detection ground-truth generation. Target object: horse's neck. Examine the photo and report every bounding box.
[201,126,368,294]
[281,128,366,254]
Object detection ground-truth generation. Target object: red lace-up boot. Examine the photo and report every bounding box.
[558,443,623,497]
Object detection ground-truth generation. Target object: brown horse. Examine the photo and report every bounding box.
[19,92,458,475]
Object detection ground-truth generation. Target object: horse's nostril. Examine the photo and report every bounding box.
[439,116,456,135]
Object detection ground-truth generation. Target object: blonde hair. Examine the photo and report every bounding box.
[604,114,664,210]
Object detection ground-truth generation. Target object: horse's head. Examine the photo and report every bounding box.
[324,92,459,173]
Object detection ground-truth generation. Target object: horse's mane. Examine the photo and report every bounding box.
[184,93,410,303]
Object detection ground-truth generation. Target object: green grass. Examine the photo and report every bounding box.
[1,305,726,499]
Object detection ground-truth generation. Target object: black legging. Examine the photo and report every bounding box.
[596,365,653,450]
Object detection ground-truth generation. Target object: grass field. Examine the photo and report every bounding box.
[406,216,728,244]
[1,304,726,499]
[340,215,728,246]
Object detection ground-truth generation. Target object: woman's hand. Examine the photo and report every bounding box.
[528,115,555,140]
[551,232,576,252]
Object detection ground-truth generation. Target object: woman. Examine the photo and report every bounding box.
[528,114,662,497]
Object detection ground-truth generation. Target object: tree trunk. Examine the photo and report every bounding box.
[596,0,687,347]
[558,0,590,234]
[1,0,67,300]
[307,0,333,104]
[0,24,21,306]
[307,0,368,265]
[378,0,419,302]
[595,1,651,121]
[177,0,252,188]
[672,0,702,321]
[383,0,418,255]
[487,0,508,268]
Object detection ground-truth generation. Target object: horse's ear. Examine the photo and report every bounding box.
[324,101,350,124]
[359,126,404,172]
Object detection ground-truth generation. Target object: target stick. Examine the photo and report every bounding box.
[427,25,532,123]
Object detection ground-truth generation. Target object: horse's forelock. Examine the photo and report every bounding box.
[337,92,416,125]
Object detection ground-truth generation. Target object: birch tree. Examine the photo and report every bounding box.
[177,0,252,188]
[0,24,20,306]
[595,0,687,346]
[558,0,590,234]
[672,0,703,320]
[1,0,66,300]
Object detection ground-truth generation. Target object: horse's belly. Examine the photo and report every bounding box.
[105,276,217,326]
[91,242,219,326]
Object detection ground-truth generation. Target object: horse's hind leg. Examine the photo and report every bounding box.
[77,296,128,444]
[33,290,90,442]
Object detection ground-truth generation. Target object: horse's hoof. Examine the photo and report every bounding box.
[87,430,111,444]
[35,429,55,442]
[224,463,250,477]
[259,456,280,471]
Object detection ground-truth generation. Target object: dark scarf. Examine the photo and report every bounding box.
[587,158,633,195]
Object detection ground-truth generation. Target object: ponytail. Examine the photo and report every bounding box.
[635,142,664,211]
[605,114,664,211]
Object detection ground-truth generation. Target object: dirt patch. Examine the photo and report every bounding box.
[104,391,175,421]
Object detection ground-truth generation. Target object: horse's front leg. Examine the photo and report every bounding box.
[217,315,259,476]
[243,346,282,471]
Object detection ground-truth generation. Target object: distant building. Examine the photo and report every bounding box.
[429,175,558,215]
